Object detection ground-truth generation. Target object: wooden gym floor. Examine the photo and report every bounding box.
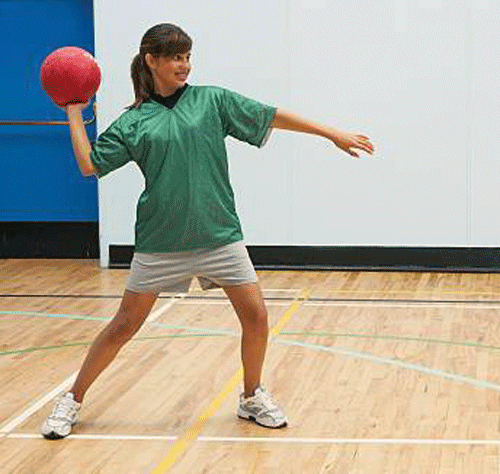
[1,259,500,473]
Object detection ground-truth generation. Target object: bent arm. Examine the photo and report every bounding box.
[67,105,96,177]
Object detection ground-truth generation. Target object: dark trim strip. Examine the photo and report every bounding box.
[109,244,500,273]
[109,245,134,268]
[0,222,99,258]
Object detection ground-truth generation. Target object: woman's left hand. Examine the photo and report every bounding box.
[330,130,375,158]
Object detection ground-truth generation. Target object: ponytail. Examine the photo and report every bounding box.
[129,54,155,109]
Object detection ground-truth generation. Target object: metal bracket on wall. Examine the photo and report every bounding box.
[0,102,97,126]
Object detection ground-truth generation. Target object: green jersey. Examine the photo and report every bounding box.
[90,85,277,252]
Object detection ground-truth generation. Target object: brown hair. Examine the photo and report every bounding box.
[129,23,192,109]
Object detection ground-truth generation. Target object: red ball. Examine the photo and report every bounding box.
[40,47,101,106]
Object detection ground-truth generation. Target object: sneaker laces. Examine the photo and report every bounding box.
[253,388,281,414]
[51,394,77,419]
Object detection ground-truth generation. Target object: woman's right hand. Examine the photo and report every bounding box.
[58,101,91,114]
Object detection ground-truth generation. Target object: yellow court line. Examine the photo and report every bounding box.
[150,288,311,474]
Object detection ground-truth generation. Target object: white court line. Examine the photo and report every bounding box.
[7,433,177,441]
[0,295,181,437]
[148,293,186,322]
[263,289,301,292]
[201,437,500,445]
[177,299,500,310]
[177,300,500,310]
[0,374,77,436]
[178,301,290,306]
[189,289,300,293]
[303,302,500,309]
[6,433,500,445]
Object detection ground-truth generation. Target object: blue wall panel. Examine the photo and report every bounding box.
[0,0,97,221]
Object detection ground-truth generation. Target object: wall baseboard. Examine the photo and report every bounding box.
[108,244,500,273]
[0,222,99,258]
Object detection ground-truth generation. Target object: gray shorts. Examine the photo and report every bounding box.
[126,240,258,294]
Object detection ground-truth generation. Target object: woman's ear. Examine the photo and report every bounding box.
[144,53,156,70]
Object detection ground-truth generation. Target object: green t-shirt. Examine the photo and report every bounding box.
[90,85,277,252]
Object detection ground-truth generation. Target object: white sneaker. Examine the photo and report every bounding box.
[41,392,81,439]
[237,386,288,428]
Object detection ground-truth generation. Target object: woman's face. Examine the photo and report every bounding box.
[146,51,192,96]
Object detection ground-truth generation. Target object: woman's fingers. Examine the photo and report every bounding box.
[357,136,374,154]
[354,141,373,154]
[333,132,375,157]
[57,100,91,112]
[364,143,374,154]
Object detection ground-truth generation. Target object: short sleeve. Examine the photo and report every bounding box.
[220,88,277,148]
[89,120,133,178]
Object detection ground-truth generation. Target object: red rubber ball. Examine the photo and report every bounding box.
[40,46,101,106]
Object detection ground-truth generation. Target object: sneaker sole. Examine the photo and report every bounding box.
[42,431,68,440]
[237,413,288,429]
[41,419,76,440]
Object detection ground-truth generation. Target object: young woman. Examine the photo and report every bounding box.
[41,23,374,439]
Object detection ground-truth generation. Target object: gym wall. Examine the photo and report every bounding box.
[93,0,500,269]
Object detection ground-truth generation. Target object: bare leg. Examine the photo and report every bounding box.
[70,290,159,403]
[223,282,269,398]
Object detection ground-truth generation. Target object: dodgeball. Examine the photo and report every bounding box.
[40,46,101,106]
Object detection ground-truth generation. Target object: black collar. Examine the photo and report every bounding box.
[150,84,189,109]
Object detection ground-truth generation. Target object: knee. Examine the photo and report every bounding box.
[242,307,269,334]
[105,314,142,345]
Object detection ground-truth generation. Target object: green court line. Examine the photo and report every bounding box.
[3,330,500,359]
[0,333,229,357]
[4,310,500,395]
[3,310,500,360]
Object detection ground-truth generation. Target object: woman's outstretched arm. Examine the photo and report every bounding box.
[271,109,375,158]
